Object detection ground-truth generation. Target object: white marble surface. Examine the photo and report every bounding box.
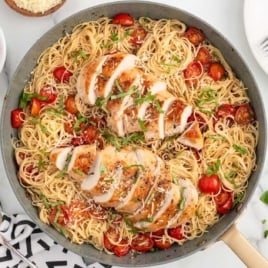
[0,0,268,267]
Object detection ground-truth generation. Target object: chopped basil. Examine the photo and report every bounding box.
[264,230,268,239]
[100,165,107,175]
[208,135,224,140]
[207,159,221,175]
[233,144,248,155]
[123,217,139,234]
[178,187,186,210]
[260,191,268,205]
[56,153,72,178]
[37,157,46,172]
[134,91,155,105]
[145,216,154,223]
[123,164,144,171]
[138,118,147,132]
[233,191,245,207]
[70,48,89,62]
[111,85,137,100]
[196,88,218,114]
[19,92,48,109]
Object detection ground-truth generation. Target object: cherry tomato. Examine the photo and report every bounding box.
[215,104,236,118]
[81,125,99,144]
[31,98,42,116]
[65,95,78,114]
[196,47,211,66]
[103,234,116,252]
[39,85,57,103]
[208,62,225,81]
[198,174,221,194]
[214,190,233,214]
[131,234,154,252]
[234,104,255,125]
[184,27,205,46]
[183,61,202,87]
[131,27,147,45]
[113,241,130,257]
[53,66,73,83]
[168,226,184,240]
[67,201,90,224]
[49,205,69,226]
[152,229,165,237]
[154,238,172,249]
[112,13,134,26]
[11,108,25,128]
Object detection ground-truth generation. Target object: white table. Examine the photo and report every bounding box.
[0,0,268,267]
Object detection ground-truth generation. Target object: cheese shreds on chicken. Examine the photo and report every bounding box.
[13,0,63,13]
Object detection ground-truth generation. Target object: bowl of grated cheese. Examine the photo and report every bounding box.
[5,0,66,17]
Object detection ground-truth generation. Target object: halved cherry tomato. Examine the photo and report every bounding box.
[81,125,99,144]
[183,61,202,87]
[65,95,78,114]
[131,234,154,252]
[152,229,165,237]
[53,66,73,83]
[131,27,147,45]
[184,27,205,46]
[168,226,184,240]
[48,205,70,226]
[196,47,211,66]
[198,174,221,194]
[234,104,255,125]
[154,238,172,249]
[215,104,237,118]
[112,13,134,26]
[113,241,130,257]
[39,85,57,103]
[11,108,25,128]
[214,190,233,214]
[208,62,225,81]
[31,98,42,116]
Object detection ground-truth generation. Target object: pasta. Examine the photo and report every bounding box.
[11,15,258,256]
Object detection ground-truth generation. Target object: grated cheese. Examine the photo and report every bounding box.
[13,0,63,14]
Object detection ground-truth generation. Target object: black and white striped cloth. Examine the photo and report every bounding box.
[0,212,109,268]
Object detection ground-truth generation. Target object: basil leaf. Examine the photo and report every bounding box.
[233,144,248,155]
[260,191,268,205]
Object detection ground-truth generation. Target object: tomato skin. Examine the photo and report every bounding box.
[183,61,202,87]
[113,241,130,257]
[131,27,147,45]
[184,27,205,46]
[31,98,42,116]
[39,85,57,103]
[196,47,211,66]
[131,234,154,252]
[234,104,255,125]
[112,13,134,26]
[154,238,172,249]
[198,174,221,194]
[81,125,99,144]
[48,205,69,226]
[152,229,165,237]
[53,66,73,83]
[11,108,25,128]
[214,190,233,214]
[168,226,184,240]
[216,104,236,118]
[65,95,78,114]
[208,62,225,81]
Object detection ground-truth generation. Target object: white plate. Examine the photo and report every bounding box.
[0,27,6,72]
[244,0,268,74]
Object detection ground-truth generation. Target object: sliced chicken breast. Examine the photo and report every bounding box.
[50,146,73,170]
[168,178,198,228]
[76,56,108,105]
[67,144,97,181]
[177,121,204,150]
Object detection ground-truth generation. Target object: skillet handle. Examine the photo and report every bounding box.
[221,224,268,268]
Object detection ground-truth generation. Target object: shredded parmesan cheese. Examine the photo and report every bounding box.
[13,0,62,13]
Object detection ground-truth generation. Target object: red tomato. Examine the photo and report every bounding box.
[131,27,147,45]
[53,66,73,83]
[131,234,154,252]
[184,27,205,46]
[81,125,99,144]
[49,205,69,226]
[168,226,184,240]
[113,241,130,257]
[11,108,25,128]
[183,61,202,87]
[31,98,42,116]
[196,47,211,65]
[103,234,115,252]
[65,95,78,114]
[208,62,225,81]
[234,104,255,125]
[112,13,134,26]
[215,104,236,118]
[39,85,57,103]
[152,229,165,237]
[198,174,221,194]
[214,190,233,214]
[154,238,172,249]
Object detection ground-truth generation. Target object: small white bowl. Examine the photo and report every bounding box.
[0,27,6,72]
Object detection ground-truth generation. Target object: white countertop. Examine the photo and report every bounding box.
[1,0,268,267]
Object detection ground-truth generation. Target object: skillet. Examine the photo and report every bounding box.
[1,1,267,266]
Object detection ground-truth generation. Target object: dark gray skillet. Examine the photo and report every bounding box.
[1,1,267,267]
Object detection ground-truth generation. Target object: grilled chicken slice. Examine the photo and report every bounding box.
[134,183,182,232]
[50,147,73,170]
[177,121,204,150]
[67,144,97,181]
[76,56,108,105]
[168,178,198,228]
[163,99,192,137]
[95,53,137,99]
